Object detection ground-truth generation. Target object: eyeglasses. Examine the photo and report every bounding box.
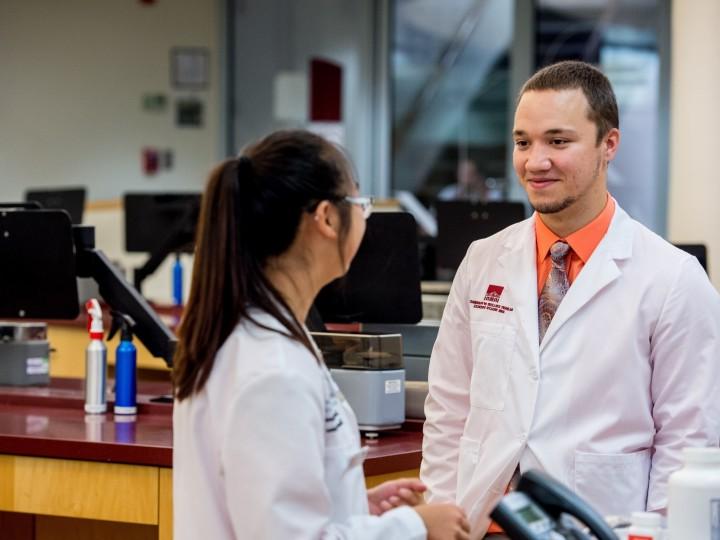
[344,196,374,219]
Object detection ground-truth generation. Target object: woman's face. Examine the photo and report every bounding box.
[341,184,367,272]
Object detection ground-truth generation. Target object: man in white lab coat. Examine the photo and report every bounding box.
[421,60,720,537]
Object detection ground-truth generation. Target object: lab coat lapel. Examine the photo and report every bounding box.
[498,219,540,361]
[539,205,634,351]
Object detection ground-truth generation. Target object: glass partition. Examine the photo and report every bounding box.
[390,0,515,207]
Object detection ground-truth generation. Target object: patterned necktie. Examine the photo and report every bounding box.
[538,241,571,342]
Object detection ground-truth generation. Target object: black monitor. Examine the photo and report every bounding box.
[436,200,526,276]
[124,193,201,294]
[314,212,423,324]
[124,192,201,254]
[25,187,86,225]
[0,209,79,319]
[674,243,708,273]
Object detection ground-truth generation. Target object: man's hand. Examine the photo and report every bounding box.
[415,503,471,540]
[367,478,427,515]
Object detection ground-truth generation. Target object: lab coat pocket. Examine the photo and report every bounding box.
[456,436,482,499]
[574,449,651,516]
[468,321,516,410]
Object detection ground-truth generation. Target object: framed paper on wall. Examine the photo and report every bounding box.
[170,47,209,90]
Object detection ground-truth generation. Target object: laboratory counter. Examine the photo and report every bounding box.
[0,379,423,540]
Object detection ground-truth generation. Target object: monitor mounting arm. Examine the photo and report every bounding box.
[74,225,177,367]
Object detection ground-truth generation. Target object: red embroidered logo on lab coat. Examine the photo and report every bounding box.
[470,285,514,314]
[484,285,504,303]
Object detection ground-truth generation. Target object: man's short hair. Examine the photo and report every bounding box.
[519,60,619,144]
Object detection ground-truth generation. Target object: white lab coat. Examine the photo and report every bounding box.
[174,309,426,539]
[421,203,720,537]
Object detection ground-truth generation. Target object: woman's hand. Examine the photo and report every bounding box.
[366,478,427,515]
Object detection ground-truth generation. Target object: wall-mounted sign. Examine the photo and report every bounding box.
[142,93,168,112]
[176,98,204,128]
[170,47,209,90]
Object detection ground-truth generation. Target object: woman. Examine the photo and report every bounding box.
[172,130,470,539]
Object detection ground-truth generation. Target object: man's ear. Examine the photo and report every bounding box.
[312,200,338,240]
[604,128,620,162]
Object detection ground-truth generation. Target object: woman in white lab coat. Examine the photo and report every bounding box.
[172,130,469,539]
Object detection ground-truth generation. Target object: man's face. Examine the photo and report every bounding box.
[512,88,618,219]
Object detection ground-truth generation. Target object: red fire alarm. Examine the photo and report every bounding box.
[142,147,159,175]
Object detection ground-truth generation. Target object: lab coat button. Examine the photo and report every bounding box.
[529,368,538,381]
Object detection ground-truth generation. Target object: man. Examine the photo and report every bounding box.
[421,60,720,537]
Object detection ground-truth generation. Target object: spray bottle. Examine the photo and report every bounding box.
[84,299,107,414]
[109,312,137,415]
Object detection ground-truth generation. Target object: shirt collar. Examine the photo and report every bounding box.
[535,195,616,263]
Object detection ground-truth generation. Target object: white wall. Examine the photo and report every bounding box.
[0,0,220,304]
[669,0,720,287]
[0,0,221,202]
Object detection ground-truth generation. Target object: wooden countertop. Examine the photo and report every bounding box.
[0,379,422,476]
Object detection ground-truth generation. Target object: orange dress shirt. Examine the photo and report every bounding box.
[486,195,615,536]
[535,196,616,295]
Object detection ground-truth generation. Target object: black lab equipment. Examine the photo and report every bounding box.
[491,470,618,540]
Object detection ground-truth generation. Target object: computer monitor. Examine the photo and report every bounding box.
[674,243,708,273]
[124,192,201,254]
[435,200,526,275]
[25,187,86,224]
[124,192,201,294]
[0,209,79,319]
[314,212,423,324]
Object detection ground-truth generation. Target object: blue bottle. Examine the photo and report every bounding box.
[110,312,137,415]
[172,253,183,306]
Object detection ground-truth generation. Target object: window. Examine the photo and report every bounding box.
[390,0,514,206]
